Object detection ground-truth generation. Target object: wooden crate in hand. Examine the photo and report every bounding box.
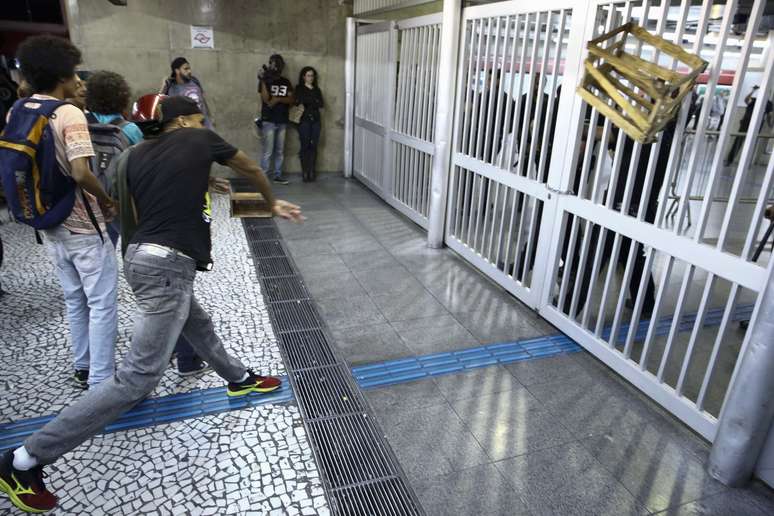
[230,191,272,218]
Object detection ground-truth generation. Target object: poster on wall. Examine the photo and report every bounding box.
[191,26,214,49]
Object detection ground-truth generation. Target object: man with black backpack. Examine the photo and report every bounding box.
[0,36,118,401]
[85,70,142,246]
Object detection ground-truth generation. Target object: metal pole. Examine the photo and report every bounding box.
[709,257,774,486]
[427,0,462,248]
[344,17,356,178]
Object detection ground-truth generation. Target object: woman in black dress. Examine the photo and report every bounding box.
[295,66,324,182]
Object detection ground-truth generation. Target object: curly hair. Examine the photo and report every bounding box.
[85,71,132,114]
[16,35,82,93]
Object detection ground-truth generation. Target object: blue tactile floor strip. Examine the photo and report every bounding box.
[0,378,294,452]
[353,336,580,389]
[0,303,755,452]
[2,300,753,452]
[602,303,753,344]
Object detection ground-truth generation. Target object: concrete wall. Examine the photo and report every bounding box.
[65,0,352,174]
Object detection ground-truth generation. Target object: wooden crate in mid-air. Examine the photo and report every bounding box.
[577,22,708,144]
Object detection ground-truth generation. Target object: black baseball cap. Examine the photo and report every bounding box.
[158,95,201,123]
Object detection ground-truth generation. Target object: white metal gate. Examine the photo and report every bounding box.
[446,0,582,307]
[353,15,442,228]
[348,0,773,441]
[354,22,395,196]
[446,0,773,441]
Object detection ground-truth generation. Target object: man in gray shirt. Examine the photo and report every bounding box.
[160,57,213,128]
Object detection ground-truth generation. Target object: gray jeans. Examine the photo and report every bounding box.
[25,243,247,464]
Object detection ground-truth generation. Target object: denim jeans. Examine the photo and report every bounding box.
[297,119,321,155]
[25,243,248,464]
[261,121,287,179]
[42,226,118,386]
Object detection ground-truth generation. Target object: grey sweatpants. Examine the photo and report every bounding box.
[25,243,247,464]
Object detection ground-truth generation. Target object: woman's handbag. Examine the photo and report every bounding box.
[288,104,305,124]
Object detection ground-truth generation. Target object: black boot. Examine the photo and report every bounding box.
[300,150,310,182]
[309,149,317,182]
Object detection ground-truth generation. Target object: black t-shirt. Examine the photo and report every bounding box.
[295,85,324,122]
[260,75,294,124]
[127,128,238,264]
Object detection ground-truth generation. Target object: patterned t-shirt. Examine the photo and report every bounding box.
[30,95,104,234]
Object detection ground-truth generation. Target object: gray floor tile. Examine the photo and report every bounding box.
[329,233,384,253]
[375,403,490,482]
[504,353,593,387]
[365,378,447,415]
[315,294,386,329]
[397,250,464,273]
[328,323,413,364]
[352,265,422,295]
[651,482,774,516]
[293,253,349,276]
[301,270,367,300]
[422,268,527,317]
[455,307,549,344]
[283,238,337,258]
[387,236,443,259]
[433,365,524,402]
[452,389,577,462]
[369,229,427,252]
[415,463,532,516]
[337,248,401,272]
[391,315,480,355]
[581,423,724,513]
[526,373,666,438]
[371,286,449,322]
[496,442,649,516]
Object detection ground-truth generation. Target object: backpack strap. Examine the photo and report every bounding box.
[79,189,105,244]
[109,117,130,129]
[85,112,99,124]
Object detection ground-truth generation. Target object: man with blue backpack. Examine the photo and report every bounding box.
[0,35,119,401]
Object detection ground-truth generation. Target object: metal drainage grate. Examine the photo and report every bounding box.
[292,365,365,419]
[331,478,422,516]
[243,217,424,515]
[307,413,398,489]
[262,276,309,303]
[248,239,286,258]
[248,225,281,241]
[270,300,322,333]
[280,329,338,370]
[254,256,295,278]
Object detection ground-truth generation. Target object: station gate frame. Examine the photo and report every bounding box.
[348,0,774,443]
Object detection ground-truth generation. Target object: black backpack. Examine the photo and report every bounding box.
[86,113,131,194]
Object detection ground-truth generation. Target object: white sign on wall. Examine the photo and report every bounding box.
[191,26,214,49]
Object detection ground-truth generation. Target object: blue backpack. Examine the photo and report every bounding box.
[0,97,77,229]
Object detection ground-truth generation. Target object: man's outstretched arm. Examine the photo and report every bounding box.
[224,150,304,222]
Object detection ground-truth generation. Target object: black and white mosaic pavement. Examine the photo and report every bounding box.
[1,404,327,516]
[0,196,329,515]
[0,195,284,422]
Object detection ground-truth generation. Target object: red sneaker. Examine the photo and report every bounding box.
[0,451,57,513]
[227,370,282,396]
